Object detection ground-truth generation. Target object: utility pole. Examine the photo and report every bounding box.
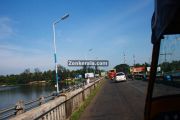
[133,55,135,66]
[160,53,172,62]
[123,52,126,64]
[160,47,172,62]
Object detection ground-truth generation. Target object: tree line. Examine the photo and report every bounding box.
[159,60,180,73]
[0,65,103,85]
[1,60,179,85]
[114,62,150,74]
[113,60,180,74]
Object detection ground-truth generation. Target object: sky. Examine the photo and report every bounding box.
[0,0,154,75]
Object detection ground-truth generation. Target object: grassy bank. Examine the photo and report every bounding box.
[70,79,104,120]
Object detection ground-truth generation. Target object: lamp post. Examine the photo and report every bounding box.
[52,13,69,93]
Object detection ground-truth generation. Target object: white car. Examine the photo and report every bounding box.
[115,72,126,82]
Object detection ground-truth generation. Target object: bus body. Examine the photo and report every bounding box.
[108,69,116,80]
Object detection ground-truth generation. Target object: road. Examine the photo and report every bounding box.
[80,78,180,120]
[79,79,147,120]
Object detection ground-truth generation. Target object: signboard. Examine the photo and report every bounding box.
[132,66,145,73]
[147,67,151,72]
[101,72,107,77]
[147,67,161,72]
[85,73,94,78]
[68,60,109,66]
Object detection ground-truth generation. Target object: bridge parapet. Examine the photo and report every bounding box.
[9,78,102,120]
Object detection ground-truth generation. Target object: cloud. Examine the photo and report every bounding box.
[0,43,47,62]
[0,17,16,39]
[0,44,53,75]
[0,43,73,75]
[0,54,54,75]
[0,44,44,56]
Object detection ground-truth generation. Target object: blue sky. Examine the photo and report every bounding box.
[0,0,154,75]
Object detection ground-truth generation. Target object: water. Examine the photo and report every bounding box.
[0,84,55,110]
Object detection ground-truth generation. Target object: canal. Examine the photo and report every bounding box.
[0,84,55,110]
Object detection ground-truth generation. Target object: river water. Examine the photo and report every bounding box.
[0,84,55,110]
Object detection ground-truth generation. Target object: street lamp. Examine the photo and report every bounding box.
[52,13,69,93]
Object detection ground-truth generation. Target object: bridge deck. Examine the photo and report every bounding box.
[79,79,146,120]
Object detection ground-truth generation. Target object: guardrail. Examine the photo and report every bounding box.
[0,78,102,120]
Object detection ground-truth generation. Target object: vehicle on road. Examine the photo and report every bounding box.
[115,72,126,82]
[108,69,116,80]
[144,1,180,120]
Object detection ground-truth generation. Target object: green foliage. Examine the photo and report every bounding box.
[0,68,53,85]
[159,60,180,72]
[0,65,105,85]
[114,64,130,74]
[135,62,150,67]
[113,62,151,74]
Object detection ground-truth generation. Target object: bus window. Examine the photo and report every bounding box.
[153,35,180,98]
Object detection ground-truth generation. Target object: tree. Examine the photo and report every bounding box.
[159,60,180,73]
[114,64,130,74]
[34,68,42,81]
[57,65,70,81]
[19,68,31,84]
[134,63,142,67]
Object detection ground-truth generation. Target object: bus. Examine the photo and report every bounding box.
[108,69,116,80]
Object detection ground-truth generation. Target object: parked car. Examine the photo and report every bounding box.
[115,72,126,82]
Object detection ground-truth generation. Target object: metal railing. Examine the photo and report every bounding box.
[8,78,102,120]
[0,79,95,120]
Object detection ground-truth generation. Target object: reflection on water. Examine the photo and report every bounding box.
[0,84,55,109]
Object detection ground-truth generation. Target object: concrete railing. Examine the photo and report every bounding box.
[0,83,85,120]
[9,78,103,120]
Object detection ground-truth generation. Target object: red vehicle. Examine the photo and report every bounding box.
[108,69,116,80]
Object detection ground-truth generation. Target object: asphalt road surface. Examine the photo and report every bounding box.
[79,79,147,120]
